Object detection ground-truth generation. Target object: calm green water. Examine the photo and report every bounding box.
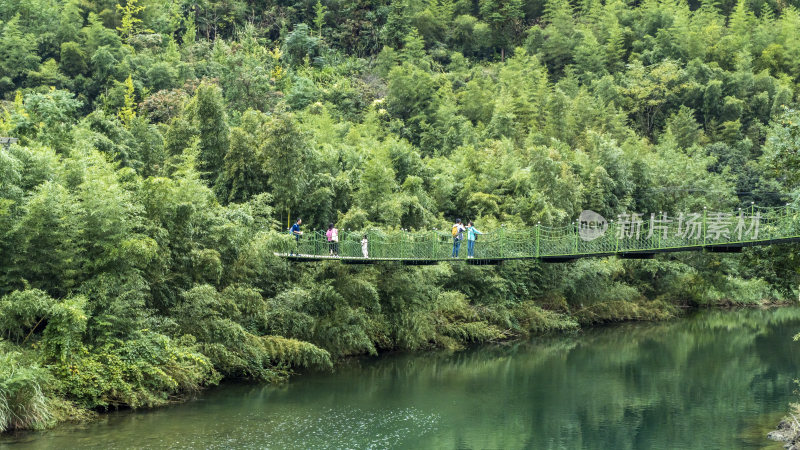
[3,308,800,449]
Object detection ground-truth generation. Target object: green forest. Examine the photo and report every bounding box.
[2,0,800,432]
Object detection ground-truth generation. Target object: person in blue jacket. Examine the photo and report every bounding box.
[289,219,302,255]
[466,221,482,258]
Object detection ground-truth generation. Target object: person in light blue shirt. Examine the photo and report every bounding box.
[466,221,482,258]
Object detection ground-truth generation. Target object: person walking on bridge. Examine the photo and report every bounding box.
[361,235,369,258]
[452,219,465,258]
[326,223,339,256]
[289,218,302,255]
[466,221,482,258]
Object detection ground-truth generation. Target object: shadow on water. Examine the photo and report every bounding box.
[3,308,800,449]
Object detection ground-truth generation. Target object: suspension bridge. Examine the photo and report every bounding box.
[276,204,800,265]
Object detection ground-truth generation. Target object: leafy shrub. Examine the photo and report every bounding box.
[510,301,579,334]
[50,333,219,409]
[282,24,322,66]
[0,350,53,432]
[0,289,55,343]
[287,77,319,110]
[175,285,331,381]
[573,300,678,325]
[707,277,776,305]
[262,336,332,370]
[41,296,88,363]
[432,291,504,347]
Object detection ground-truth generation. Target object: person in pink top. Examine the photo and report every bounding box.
[326,223,339,256]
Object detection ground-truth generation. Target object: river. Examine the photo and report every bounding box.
[3,307,800,449]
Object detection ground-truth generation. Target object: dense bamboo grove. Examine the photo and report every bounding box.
[2,0,800,431]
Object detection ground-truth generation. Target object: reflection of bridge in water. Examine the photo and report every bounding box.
[277,204,800,265]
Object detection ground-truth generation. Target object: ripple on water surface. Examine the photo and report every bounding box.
[220,406,440,449]
[2,404,441,449]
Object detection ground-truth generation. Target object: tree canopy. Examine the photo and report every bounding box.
[2,0,800,432]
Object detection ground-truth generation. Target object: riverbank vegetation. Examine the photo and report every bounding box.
[2,0,800,432]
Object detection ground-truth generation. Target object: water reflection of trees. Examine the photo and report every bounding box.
[159,309,800,449]
[285,308,800,449]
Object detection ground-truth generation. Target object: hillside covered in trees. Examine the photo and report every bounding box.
[2,0,800,432]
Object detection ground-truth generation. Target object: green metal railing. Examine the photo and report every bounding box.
[278,204,800,261]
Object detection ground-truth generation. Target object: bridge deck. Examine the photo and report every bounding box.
[276,237,800,263]
[275,205,800,263]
